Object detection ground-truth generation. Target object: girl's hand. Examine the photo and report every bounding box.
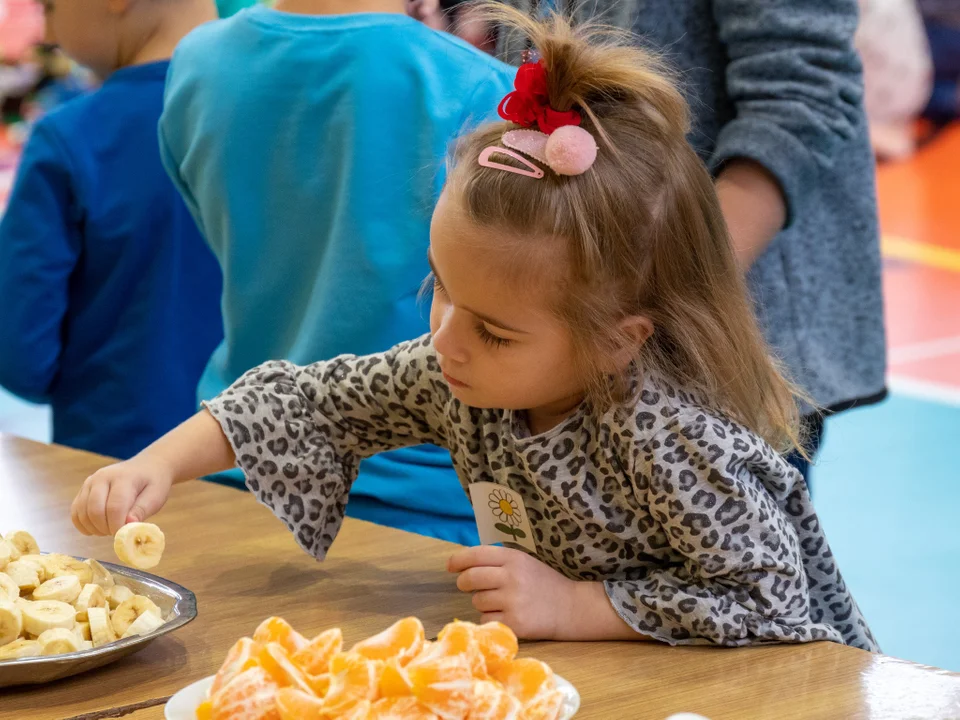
[71,458,174,537]
[71,410,237,536]
[448,546,580,640]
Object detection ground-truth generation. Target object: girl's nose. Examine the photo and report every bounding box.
[432,305,469,365]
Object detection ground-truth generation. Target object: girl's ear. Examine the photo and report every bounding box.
[610,315,654,371]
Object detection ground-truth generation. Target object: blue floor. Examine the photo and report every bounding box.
[1,388,956,670]
[813,392,960,671]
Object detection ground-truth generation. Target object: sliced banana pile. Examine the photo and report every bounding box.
[0,527,168,663]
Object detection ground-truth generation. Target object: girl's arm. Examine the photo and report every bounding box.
[73,336,449,540]
[603,417,840,647]
[203,335,449,559]
[72,410,236,536]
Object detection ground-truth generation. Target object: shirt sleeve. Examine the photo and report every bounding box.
[203,335,451,559]
[0,123,81,403]
[709,0,866,226]
[605,413,843,647]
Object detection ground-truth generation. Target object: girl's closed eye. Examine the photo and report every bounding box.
[477,324,512,348]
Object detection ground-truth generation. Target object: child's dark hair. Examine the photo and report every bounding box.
[447,5,807,453]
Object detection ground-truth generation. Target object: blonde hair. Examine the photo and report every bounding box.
[446,5,809,454]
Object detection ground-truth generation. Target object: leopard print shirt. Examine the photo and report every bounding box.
[205,335,877,651]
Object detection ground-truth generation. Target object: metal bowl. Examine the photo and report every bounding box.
[0,558,197,688]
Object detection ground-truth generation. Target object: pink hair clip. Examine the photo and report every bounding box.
[478,146,545,179]
[478,126,598,180]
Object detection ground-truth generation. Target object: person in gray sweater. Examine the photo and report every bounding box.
[493,0,887,481]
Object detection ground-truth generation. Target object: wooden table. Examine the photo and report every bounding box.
[1,434,958,720]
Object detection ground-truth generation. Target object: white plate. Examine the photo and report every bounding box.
[165,673,581,719]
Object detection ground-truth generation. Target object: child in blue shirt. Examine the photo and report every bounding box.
[0,0,224,459]
[159,0,514,544]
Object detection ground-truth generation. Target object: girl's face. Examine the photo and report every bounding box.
[428,192,587,429]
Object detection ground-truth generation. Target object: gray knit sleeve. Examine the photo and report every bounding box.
[605,412,846,647]
[203,335,450,559]
[709,0,867,226]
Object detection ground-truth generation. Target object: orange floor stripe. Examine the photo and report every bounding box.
[883,235,960,273]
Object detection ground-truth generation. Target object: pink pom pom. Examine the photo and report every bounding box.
[544,125,598,176]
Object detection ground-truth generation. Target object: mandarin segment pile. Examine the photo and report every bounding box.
[0,528,169,662]
[198,617,567,720]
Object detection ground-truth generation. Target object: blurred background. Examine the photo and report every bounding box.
[0,0,957,671]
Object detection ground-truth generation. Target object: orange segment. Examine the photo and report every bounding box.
[370,696,440,719]
[474,623,518,675]
[210,666,281,720]
[379,658,413,698]
[195,699,213,720]
[408,654,473,719]
[350,617,425,665]
[436,621,486,678]
[275,687,327,720]
[323,652,382,715]
[253,617,308,655]
[258,642,315,695]
[340,700,372,720]
[292,628,343,675]
[493,658,554,707]
[305,672,331,697]
[470,679,523,720]
[211,637,260,697]
[522,688,565,720]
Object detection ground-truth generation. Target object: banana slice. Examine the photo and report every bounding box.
[0,572,18,603]
[14,597,33,613]
[0,539,12,571]
[21,599,76,636]
[5,531,40,557]
[87,607,116,647]
[19,554,48,582]
[53,557,94,586]
[0,638,40,661]
[106,584,134,610]
[75,621,91,641]
[37,553,70,579]
[112,595,162,637]
[121,610,165,639]
[74,583,106,622]
[79,639,93,651]
[3,538,21,562]
[114,523,165,570]
[33,575,82,604]
[85,559,115,589]
[0,600,23,646]
[5,560,40,592]
[38,627,81,655]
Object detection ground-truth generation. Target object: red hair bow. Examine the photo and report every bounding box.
[497,60,581,135]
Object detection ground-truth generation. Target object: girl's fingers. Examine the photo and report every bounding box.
[105,477,140,535]
[84,477,112,536]
[447,545,510,573]
[471,589,505,614]
[71,482,92,535]
[479,611,506,627]
[456,566,505,593]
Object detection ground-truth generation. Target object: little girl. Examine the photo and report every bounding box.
[73,8,877,651]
